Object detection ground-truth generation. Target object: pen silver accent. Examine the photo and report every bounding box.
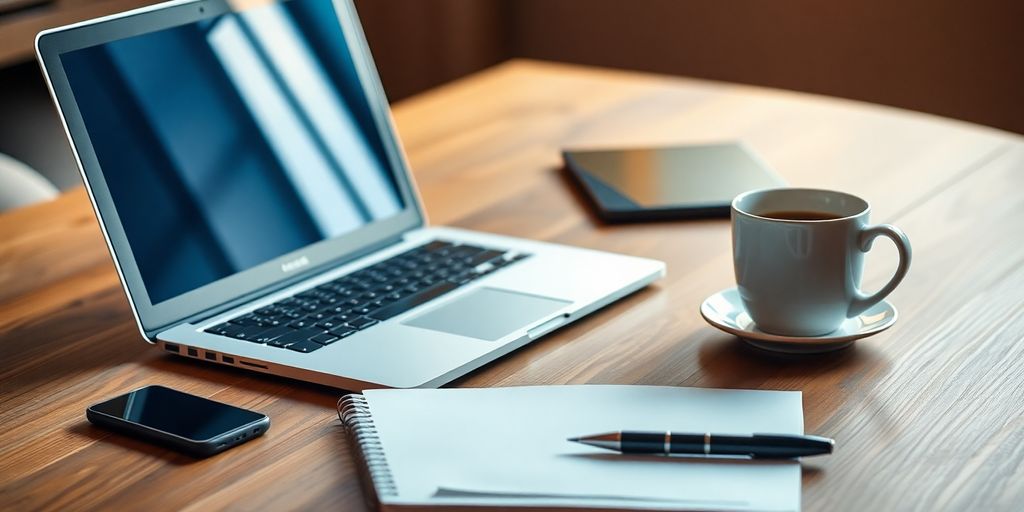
[664,431,671,454]
[704,432,711,455]
[567,431,621,451]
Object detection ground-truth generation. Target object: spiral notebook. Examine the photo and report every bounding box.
[338,385,803,511]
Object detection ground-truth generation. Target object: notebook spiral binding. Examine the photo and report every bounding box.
[338,395,398,500]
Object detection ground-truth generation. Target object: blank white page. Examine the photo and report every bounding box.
[363,385,802,511]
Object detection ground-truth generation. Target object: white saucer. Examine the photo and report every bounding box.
[699,287,898,354]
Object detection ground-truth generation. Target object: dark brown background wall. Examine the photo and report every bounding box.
[354,0,512,101]
[357,0,1024,134]
[2,0,1021,192]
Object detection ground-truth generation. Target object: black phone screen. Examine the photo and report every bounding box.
[563,143,786,221]
[89,385,264,441]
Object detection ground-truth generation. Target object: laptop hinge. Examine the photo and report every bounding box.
[178,234,406,329]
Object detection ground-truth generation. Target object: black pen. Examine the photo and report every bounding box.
[568,431,834,459]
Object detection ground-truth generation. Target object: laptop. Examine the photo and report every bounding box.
[35,0,665,390]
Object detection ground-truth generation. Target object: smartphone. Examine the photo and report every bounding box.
[86,385,270,457]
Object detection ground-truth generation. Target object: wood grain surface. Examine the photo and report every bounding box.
[2,60,1023,511]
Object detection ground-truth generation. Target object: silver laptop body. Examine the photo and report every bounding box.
[36,0,664,390]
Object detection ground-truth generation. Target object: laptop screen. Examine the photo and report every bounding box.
[60,0,405,304]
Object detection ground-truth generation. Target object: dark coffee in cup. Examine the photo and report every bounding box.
[732,189,912,336]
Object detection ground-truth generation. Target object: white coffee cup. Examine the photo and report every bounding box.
[732,188,911,337]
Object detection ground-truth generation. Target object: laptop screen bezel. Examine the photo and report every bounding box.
[35,0,427,337]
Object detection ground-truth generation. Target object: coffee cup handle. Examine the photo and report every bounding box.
[848,224,912,318]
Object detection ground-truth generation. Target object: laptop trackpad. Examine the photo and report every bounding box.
[403,288,571,341]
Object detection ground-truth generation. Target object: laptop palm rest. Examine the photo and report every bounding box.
[403,288,570,341]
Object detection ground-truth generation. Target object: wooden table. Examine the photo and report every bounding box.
[2,59,1023,511]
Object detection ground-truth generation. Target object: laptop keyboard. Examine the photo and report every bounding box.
[204,240,529,353]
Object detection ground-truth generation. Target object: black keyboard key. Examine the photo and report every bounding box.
[286,340,323,353]
[223,324,269,341]
[257,317,284,327]
[368,281,459,321]
[464,249,506,267]
[313,303,338,315]
[432,246,456,257]
[337,274,364,285]
[253,325,293,343]
[269,327,323,347]
[288,318,315,329]
[345,316,379,330]
[309,333,340,345]
[333,313,357,323]
[205,323,232,335]
[350,281,372,291]
[451,245,486,258]
[448,273,474,285]
[316,320,342,330]
[328,327,357,338]
[353,305,379,315]
[307,310,334,321]
[423,240,453,252]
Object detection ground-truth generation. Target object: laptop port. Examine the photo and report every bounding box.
[164,343,180,353]
[222,356,235,364]
[239,360,268,369]
[204,351,217,361]
[187,347,198,357]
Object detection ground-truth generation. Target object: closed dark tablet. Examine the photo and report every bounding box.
[563,143,785,222]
